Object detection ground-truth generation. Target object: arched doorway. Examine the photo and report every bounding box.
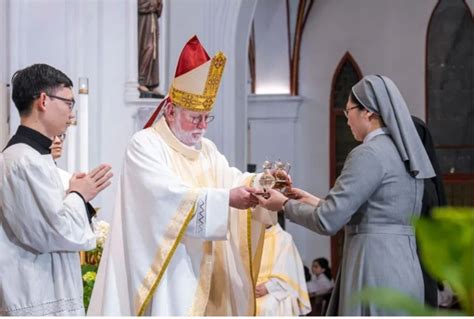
[426,0,474,206]
[329,52,362,272]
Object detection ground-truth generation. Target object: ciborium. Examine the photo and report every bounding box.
[257,159,292,198]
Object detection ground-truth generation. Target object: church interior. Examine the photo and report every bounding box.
[0,0,472,315]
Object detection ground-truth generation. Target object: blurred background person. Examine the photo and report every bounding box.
[256,224,311,316]
[307,257,334,296]
[50,134,71,190]
[413,115,447,308]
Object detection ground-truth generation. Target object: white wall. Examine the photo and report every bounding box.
[0,0,9,149]
[253,0,290,94]
[0,0,6,83]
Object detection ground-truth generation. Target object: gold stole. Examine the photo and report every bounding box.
[205,177,266,316]
[139,118,266,315]
[165,137,215,316]
[136,119,215,315]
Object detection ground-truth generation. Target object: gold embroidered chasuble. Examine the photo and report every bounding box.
[88,117,274,316]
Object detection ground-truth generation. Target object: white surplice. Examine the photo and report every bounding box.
[0,144,96,316]
[256,224,311,316]
[88,117,275,316]
[57,167,72,191]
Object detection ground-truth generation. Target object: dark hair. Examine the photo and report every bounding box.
[313,257,332,280]
[304,265,311,282]
[349,91,366,111]
[11,63,73,116]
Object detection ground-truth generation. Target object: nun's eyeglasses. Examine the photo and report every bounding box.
[343,106,359,118]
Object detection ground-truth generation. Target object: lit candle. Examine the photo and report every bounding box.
[78,77,89,172]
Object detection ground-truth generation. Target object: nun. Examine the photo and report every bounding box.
[258,75,435,315]
[412,115,447,307]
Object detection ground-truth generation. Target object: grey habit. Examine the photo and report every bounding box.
[284,75,435,315]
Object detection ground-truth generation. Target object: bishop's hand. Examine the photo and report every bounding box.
[229,186,259,210]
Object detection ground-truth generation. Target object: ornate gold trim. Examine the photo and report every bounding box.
[256,229,276,284]
[169,52,227,112]
[203,52,226,97]
[246,208,257,316]
[135,189,199,316]
[169,86,216,112]
[245,174,263,316]
[186,241,214,315]
[255,228,272,315]
[252,223,266,283]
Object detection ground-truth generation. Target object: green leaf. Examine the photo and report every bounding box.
[81,264,98,275]
[415,207,474,315]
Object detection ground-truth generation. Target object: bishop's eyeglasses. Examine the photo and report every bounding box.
[190,115,215,124]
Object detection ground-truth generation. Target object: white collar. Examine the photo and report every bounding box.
[363,127,389,143]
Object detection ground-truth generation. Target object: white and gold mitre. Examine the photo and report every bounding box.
[169,35,227,112]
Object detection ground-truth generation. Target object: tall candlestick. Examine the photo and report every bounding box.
[66,113,77,172]
[78,77,89,172]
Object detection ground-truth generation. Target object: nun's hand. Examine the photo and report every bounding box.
[256,189,288,211]
[288,187,321,206]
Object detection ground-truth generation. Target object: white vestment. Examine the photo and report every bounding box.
[307,273,334,295]
[256,224,311,316]
[0,144,96,316]
[57,167,72,191]
[88,117,275,316]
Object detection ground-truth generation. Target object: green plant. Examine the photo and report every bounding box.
[81,218,109,312]
[416,207,473,315]
[355,207,473,315]
[81,264,98,311]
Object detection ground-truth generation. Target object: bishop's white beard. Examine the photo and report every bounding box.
[169,112,206,147]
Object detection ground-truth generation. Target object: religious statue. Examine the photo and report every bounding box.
[138,0,164,98]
